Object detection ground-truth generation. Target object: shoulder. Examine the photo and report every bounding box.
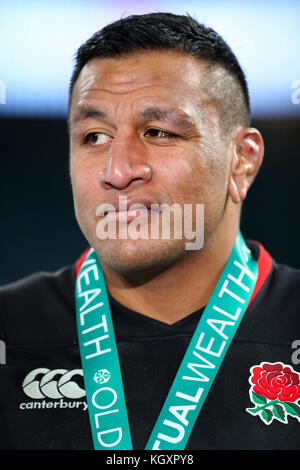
[262,258,300,318]
[0,265,76,344]
[252,238,300,305]
[0,264,75,306]
[242,239,300,342]
[247,238,300,298]
[271,260,300,293]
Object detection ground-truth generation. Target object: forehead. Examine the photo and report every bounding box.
[69,50,213,121]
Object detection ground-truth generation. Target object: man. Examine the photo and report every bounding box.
[1,12,300,451]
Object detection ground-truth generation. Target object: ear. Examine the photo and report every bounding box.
[228,127,264,204]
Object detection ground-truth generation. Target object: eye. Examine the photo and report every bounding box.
[145,128,178,140]
[83,132,112,145]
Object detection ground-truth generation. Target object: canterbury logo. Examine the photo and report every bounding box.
[22,368,86,399]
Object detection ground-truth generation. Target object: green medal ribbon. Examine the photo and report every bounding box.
[75,230,258,450]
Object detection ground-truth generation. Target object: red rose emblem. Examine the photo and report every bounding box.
[250,362,300,402]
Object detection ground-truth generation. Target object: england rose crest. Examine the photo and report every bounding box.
[246,362,300,424]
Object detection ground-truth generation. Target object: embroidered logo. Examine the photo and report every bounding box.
[19,368,88,411]
[93,369,111,385]
[22,368,86,399]
[246,362,300,424]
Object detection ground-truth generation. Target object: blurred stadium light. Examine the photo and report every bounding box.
[0,0,299,118]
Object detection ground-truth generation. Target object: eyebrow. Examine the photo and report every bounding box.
[71,104,195,129]
[135,106,195,128]
[71,106,109,127]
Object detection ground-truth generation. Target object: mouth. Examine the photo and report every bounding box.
[95,197,158,222]
[104,207,151,222]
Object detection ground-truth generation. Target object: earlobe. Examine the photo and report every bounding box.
[228,151,242,204]
[228,128,264,205]
[228,176,242,204]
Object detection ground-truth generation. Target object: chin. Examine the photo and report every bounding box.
[93,237,187,274]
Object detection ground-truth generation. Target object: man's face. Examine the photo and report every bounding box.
[69,50,231,273]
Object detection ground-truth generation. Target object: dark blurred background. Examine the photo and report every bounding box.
[1,1,300,285]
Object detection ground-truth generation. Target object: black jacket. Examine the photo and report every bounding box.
[1,240,300,450]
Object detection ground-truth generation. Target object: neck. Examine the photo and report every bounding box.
[99,210,240,325]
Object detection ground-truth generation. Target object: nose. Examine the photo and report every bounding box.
[98,128,152,190]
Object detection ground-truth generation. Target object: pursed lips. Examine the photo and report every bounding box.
[95,197,159,222]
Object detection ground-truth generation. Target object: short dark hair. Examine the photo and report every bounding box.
[69,12,251,136]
